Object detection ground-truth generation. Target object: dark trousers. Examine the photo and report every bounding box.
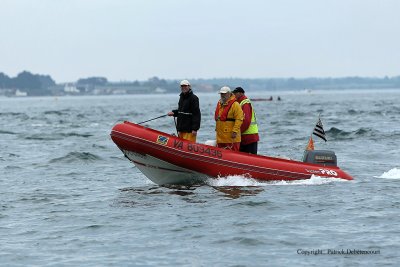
[240,142,258,155]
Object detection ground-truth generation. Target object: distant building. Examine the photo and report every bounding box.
[154,87,167,93]
[15,89,28,97]
[64,83,80,93]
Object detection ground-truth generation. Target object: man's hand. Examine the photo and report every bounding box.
[167,111,174,116]
[192,130,197,136]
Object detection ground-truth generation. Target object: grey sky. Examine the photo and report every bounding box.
[1,0,399,83]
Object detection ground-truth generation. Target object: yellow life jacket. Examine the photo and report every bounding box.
[239,98,259,135]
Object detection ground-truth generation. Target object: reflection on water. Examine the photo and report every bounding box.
[164,184,199,197]
[115,185,201,206]
[213,186,264,199]
[115,185,263,206]
[119,185,199,196]
[119,185,161,193]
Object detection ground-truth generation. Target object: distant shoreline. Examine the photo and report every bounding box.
[1,71,400,97]
[2,87,400,99]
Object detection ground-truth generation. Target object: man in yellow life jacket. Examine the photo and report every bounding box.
[215,86,244,151]
[232,87,260,154]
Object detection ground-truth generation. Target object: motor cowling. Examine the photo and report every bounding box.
[303,150,337,166]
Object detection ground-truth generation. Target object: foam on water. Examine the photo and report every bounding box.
[206,174,346,187]
[267,174,348,185]
[376,168,400,179]
[206,175,263,186]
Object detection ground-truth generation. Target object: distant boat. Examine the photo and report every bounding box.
[250,96,273,101]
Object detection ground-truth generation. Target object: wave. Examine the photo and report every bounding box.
[286,110,308,117]
[0,130,16,135]
[0,112,25,116]
[43,109,72,116]
[2,153,20,163]
[326,127,400,141]
[347,109,358,115]
[270,120,297,126]
[0,112,30,120]
[345,107,400,116]
[49,152,102,163]
[60,132,93,138]
[4,165,23,170]
[24,132,93,140]
[271,129,300,135]
[326,127,381,140]
[376,168,400,179]
[25,134,61,140]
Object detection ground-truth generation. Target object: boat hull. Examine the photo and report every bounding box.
[111,121,353,185]
[123,150,209,185]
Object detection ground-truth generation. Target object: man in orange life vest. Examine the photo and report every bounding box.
[215,86,244,151]
[232,87,260,154]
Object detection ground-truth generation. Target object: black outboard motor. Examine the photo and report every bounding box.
[303,150,337,166]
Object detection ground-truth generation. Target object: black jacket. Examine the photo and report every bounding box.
[172,90,201,132]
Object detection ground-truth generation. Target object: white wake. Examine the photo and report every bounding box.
[376,168,400,179]
[206,174,346,187]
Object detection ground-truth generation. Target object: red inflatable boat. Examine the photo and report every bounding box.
[110,121,353,185]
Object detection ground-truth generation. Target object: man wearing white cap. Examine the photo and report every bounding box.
[168,80,201,142]
[214,86,243,151]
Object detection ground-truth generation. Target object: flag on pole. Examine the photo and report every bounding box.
[306,136,314,151]
[313,117,327,142]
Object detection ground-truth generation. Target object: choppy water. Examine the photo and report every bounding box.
[1,90,400,266]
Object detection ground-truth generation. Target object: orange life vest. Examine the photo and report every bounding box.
[214,98,236,121]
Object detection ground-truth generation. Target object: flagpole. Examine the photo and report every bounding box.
[305,113,319,150]
[304,113,328,159]
[310,113,321,137]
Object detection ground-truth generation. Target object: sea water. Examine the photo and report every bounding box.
[1,89,399,266]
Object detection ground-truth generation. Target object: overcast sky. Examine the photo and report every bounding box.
[1,0,399,83]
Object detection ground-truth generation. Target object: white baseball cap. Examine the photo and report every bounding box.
[180,79,190,86]
[219,86,231,94]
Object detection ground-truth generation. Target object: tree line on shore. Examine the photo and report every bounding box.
[0,71,56,96]
[1,70,400,96]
